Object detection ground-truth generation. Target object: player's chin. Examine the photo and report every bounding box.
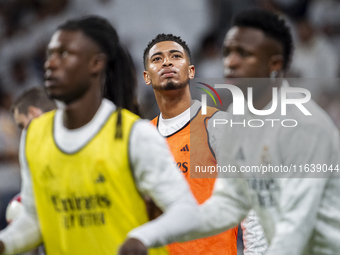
[46,88,66,101]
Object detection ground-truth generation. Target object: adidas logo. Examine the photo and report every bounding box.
[95,173,106,183]
[41,166,54,180]
[180,144,189,152]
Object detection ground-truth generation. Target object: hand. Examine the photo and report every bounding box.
[0,240,4,254]
[119,238,147,255]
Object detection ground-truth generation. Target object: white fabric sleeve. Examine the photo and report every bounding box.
[266,124,340,255]
[173,178,250,241]
[0,130,42,254]
[178,178,251,242]
[127,120,200,247]
[0,208,42,255]
[241,210,268,255]
[208,112,268,255]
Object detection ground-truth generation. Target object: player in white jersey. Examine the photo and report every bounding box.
[120,9,340,255]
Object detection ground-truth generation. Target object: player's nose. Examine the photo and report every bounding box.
[224,52,240,70]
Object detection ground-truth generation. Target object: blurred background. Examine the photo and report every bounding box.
[0,0,339,254]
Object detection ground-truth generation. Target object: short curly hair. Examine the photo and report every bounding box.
[232,9,293,71]
[143,33,191,70]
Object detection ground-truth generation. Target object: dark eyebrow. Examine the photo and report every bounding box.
[46,45,61,54]
[169,50,183,55]
[150,49,184,59]
[150,52,163,59]
[223,44,248,53]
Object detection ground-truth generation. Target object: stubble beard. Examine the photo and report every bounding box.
[152,78,189,91]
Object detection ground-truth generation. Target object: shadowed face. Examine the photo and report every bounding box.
[223,27,275,79]
[44,30,102,103]
[223,26,284,101]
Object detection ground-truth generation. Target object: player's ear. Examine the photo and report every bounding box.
[27,106,43,119]
[188,65,195,80]
[143,71,151,85]
[91,53,107,75]
[269,54,283,74]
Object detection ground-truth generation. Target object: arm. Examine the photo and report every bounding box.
[0,130,42,254]
[241,210,268,255]
[125,120,201,247]
[266,123,340,255]
[0,208,42,255]
[182,177,251,241]
[121,120,251,253]
[208,112,268,255]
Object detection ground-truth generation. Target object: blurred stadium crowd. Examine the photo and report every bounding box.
[0,0,339,246]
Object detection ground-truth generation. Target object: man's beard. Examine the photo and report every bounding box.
[152,79,189,91]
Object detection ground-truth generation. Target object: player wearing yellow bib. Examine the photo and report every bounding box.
[0,16,200,255]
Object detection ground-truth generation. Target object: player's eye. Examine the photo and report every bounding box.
[152,56,162,62]
[61,51,69,58]
[240,51,249,57]
[222,48,230,57]
[173,54,181,58]
[237,48,250,57]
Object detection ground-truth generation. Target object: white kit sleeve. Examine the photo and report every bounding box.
[0,130,42,254]
[266,123,339,255]
[178,177,251,242]
[127,120,200,247]
[207,112,268,255]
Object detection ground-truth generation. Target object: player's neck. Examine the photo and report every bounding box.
[62,86,102,129]
[154,87,192,119]
[251,81,283,110]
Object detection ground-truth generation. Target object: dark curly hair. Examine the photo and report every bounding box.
[58,16,139,116]
[143,33,191,70]
[233,9,293,71]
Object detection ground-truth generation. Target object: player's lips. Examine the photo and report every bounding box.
[224,71,241,79]
[161,69,176,78]
[44,76,58,87]
[224,70,237,79]
[225,74,235,78]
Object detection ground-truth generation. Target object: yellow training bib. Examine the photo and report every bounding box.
[26,109,168,255]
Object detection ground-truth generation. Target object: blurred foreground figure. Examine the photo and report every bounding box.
[7,87,57,255]
[6,194,22,225]
[0,16,199,255]
[121,9,340,255]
